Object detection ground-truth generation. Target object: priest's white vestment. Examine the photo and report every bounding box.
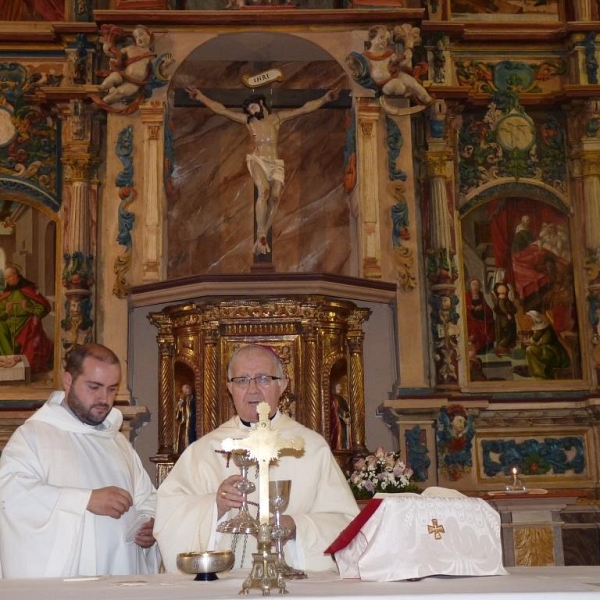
[0,391,160,578]
[155,411,359,573]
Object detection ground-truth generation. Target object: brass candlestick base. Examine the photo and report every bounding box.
[240,524,287,596]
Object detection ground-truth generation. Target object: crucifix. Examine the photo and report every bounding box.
[221,401,304,595]
[175,86,351,270]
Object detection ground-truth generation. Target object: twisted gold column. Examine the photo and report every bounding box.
[347,326,367,453]
[302,325,320,433]
[203,329,220,434]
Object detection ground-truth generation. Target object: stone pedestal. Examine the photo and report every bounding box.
[483,492,581,567]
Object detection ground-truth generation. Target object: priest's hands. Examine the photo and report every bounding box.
[216,474,243,520]
[87,486,133,518]
[134,517,156,548]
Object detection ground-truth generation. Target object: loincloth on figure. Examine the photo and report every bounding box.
[246,153,285,184]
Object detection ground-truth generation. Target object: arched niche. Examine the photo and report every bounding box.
[166,31,352,276]
[0,191,58,390]
[173,359,197,456]
[458,184,584,389]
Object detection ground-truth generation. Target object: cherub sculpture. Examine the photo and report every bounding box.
[347,24,433,105]
[98,24,155,105]
[94,24,173,114]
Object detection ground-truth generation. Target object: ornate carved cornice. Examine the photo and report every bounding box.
[93,9,425,28]
[130,273,396,308]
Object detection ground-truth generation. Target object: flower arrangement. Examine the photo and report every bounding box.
[347,447,419,500]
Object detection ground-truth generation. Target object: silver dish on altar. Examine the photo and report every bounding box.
[177,550,234,581]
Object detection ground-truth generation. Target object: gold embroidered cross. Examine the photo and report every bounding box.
[428,519,445,540]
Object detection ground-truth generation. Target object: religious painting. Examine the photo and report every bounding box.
[0,200,57,387]
[0,1,65,21]
[450,0,560,21]
[460,196,581,386]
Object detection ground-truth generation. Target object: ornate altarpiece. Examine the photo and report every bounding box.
[6,4,600,519]
[147,292,372,483]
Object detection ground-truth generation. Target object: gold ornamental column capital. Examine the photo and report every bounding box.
[139,101,165,141]
[581,151,600,178]
[149,311,174,339]
[422,149,454,179]
[62,154,99,184]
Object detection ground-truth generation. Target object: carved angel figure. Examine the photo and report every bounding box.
[347,24,433,105]
[97,24,157,105]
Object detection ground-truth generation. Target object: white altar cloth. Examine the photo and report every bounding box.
[328,495,506,581]
[2,567,600,599]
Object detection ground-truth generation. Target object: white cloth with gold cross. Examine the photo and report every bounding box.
[333,492,507,581]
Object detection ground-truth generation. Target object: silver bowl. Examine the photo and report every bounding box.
[177,550,235,581]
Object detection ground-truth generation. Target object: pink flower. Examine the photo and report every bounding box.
[365,455,378,468]
[353,458,366,471]
[348,448,417,499]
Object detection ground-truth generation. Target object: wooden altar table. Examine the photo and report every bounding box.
[3,567,600,599]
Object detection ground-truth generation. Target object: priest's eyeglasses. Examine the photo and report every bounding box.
[228,375,282,387]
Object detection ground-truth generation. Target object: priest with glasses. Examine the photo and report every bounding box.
[155,344,358,573]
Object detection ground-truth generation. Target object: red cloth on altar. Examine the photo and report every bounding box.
[325,498,382,555]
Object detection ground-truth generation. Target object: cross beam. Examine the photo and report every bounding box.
[174,87,352,109]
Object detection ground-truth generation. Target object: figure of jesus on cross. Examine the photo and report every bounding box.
[186,86,339,257]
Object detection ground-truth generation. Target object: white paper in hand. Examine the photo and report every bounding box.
[124,513,153,544]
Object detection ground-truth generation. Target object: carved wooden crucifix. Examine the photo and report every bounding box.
[176,87,351,269]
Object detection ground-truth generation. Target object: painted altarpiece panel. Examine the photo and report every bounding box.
[0,2,65,22]
[0,199,57,387]
[460,196,581,386]
[449,0,561,22]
